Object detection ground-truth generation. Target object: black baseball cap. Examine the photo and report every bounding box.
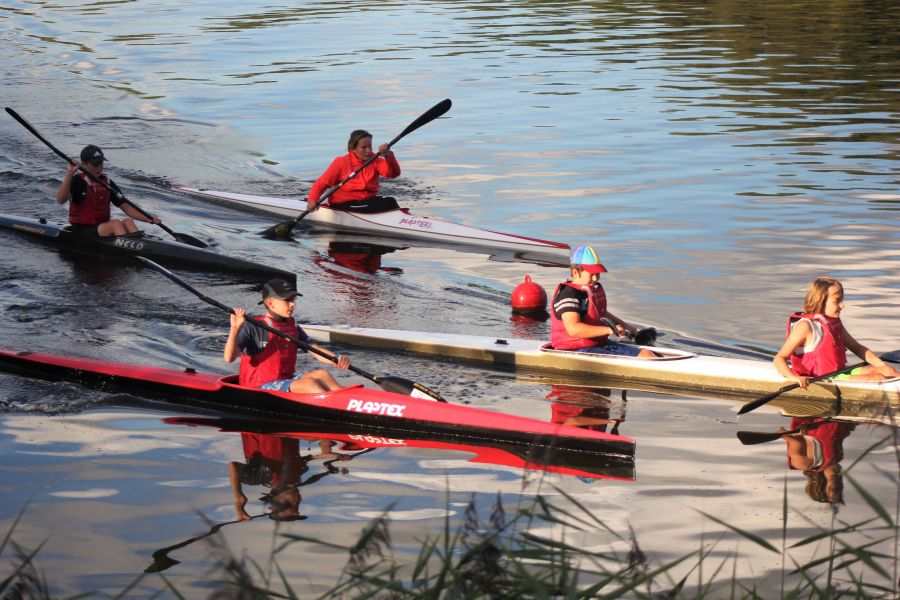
[259,279,301,304]
[80,145,105,165]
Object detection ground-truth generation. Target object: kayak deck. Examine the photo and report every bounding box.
[0,212,294,281]
[172,185,570,254]
[0,349,635,457]
[302,324,900,406]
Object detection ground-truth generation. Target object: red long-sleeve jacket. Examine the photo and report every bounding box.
[308,152,400,206]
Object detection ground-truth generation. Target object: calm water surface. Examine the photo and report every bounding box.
[1,0,898,596]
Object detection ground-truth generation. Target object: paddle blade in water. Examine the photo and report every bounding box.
[172,231,208,248]
[737,388,786,415]
[261,220,297,240]
[377,376,445,402]
[410,382,446,403]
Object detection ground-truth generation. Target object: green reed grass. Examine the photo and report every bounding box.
[3,431,899,599]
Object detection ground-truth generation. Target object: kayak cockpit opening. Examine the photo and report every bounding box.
[539,342,695,361]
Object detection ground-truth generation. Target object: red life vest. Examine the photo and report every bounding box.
[68,172,112,225]
[547,386,614,432]
[786,418,851,472]
[550,282,608,350]
[238,316,299,387]
[240,433,302,487]
[786,312,846,377]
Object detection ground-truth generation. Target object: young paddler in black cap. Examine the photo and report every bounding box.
[224,279,351,393]
[55,144,160,237]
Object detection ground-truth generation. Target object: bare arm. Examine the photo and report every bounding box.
[782,433,812,470]
[842,328,896,375]
[119,200,160,224]
[604,310,638,337]
[308,343,350,369]
[56,162,78,204]
[774,319,811,386]
[223,308,245,363]
[560,311,616,339]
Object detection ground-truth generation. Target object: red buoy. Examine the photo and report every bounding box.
[510,274,547,314]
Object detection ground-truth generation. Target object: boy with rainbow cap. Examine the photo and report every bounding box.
[550,245,655,358]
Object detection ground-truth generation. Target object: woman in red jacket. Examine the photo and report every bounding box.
[306,129,401,213]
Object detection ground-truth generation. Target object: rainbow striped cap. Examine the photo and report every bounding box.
[570,245,608,274]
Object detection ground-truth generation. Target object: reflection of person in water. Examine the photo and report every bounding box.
[783,417,855,505]
[546,385,625,434]
[326,241,403,275]
[229,433,352,521]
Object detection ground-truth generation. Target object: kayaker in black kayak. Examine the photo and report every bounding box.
[550,245,655,358]
[223,278,351,393]
[306,129,401,213]
[55,144,160,236]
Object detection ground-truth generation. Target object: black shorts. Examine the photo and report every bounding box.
[331,196,399,213]
[66,223,100,237]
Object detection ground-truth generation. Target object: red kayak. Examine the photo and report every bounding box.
[0,349,635,457]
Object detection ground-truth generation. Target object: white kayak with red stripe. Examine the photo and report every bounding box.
[171,185,570,254]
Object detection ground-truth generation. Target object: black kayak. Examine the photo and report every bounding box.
[0,212,294,281]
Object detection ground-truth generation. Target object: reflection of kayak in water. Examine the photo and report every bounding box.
[166,414,636,482]
[171,185,571,255]
[313,231,568,272]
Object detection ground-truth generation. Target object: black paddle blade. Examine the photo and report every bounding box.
[736,430,789,445]
[883,350,900,364]
[392,98,452,142]
[144,553,180,573]
[171,231,208,248]
[376,376,446,403]
[260,219,300,241]
[737,388,786,415]
[634,327,658,346]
